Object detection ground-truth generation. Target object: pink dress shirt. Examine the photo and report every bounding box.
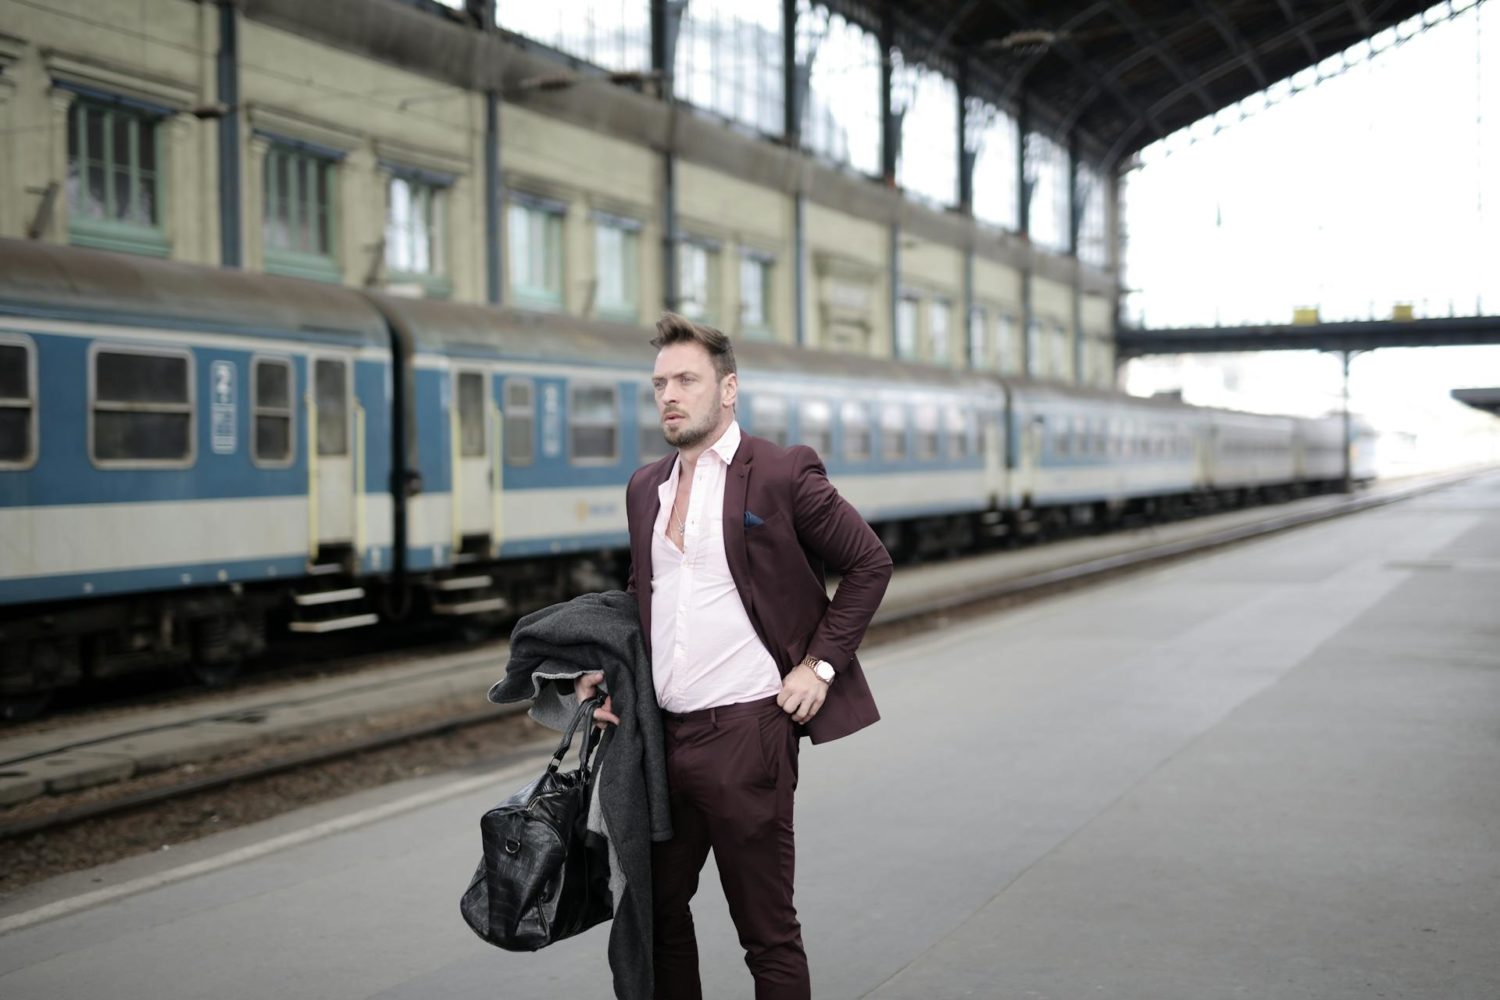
[650,421,784,714]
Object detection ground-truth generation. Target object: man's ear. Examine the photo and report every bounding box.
[721,372,738,409]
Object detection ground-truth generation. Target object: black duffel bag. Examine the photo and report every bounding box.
[460,695,614,951]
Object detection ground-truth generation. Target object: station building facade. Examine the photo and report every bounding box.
[0,0,1120,388]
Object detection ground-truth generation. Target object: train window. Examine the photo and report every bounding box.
[799,400,831,458]
[881,404,907,462]
[842,401,871,462]
[915,406,940,461]
[314,359,348,457]
[945,407,970,460]
[638,385,670,463]
[751,395,789,448]
[0,340,36,466]
[252,357,294,465]
[1055,417,1071,457]
[503,378,534,466]
[91,347,193,465]
[456,371,486,457]
[569,383,618,464]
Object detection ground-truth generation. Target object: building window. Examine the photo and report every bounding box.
[915,406,940,461]
[930,299,952,364]
[595,216,640,320]
[385,173,450,296]
[797,1,881,176]
[799,399,831,458]
[881,404,907,462]
[740,252,773,337]
[0,339,37,467]
[508,196,565,310]
[996,313,1015,373]
[457,371,486,458]
[498,0,651,74]
[751,394,789,447]
[252,357,294,466]
[893,54,959,208]
[66,100,169,257]
[638,385,669,463]
[968,306,988,370]
[895,295,920,360]
[504,378,535,466]
[679,240,720,322]
[842,400,871,462]
[569,383,618,464]
[92,347,193,466]
[1025,317,1041,378]
[676,0,784,135]
[968,97,1020,231]
[264,143,340,282]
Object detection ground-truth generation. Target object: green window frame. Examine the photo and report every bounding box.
[678,239,720,324]
[66,99,169,258]
[264,142,341,284]
[595,215,641,322]
[508,196,565,311]
[739,252,774,338]
[385,171,452,298]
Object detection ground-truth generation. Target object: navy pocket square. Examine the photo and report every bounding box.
[744,511,765,528]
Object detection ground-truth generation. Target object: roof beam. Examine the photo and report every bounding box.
[1189,0,1269,90]
[1273,0,1322,62]
[983,0,1172,141]
[1097,0,1218,116]
[1145,4,1349,120]
[1344,0,1375,36]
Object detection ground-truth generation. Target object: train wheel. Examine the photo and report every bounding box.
[183,613,259,689]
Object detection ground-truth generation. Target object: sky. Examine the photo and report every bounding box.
[1121,0,1500,472]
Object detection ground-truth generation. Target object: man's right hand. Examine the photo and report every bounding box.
[577,671,621,729]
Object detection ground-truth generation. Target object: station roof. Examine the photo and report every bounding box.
[873,0,1439,160]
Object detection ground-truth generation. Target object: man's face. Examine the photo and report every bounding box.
[651,342,736,451]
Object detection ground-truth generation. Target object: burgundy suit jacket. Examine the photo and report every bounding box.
[625,432,893,744]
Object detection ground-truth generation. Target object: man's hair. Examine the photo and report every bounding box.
[650,312,737,381]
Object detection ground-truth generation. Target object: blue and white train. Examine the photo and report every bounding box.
[0,240,1374,714]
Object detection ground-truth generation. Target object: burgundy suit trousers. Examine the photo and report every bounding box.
[652,695,809,1000]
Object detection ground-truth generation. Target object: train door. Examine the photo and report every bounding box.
[309,354,356,556]
[982,405,1005,503]
[1018,413,1044,503]
[451,368,493,544]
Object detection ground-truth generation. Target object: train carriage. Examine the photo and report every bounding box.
[0,238,1378,714]
[0,241,395,702]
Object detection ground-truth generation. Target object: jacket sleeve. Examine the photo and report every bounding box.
[788,445,893,673]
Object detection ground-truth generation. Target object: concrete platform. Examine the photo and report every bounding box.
[1,472,1497,999]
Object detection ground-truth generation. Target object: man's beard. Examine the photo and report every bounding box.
[663,407,716,450]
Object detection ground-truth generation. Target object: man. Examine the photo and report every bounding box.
[579,312,893,1000]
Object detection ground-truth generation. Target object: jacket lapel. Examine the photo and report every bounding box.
[633,453,675,650]
[721,435,754,620]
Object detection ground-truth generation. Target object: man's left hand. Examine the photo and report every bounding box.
[777,662,828,724]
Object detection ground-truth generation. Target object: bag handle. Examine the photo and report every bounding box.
[546,695,607,778]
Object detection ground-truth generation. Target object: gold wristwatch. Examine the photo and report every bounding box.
[802,655,834,684]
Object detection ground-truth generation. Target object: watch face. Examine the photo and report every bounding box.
[815,661,834,681]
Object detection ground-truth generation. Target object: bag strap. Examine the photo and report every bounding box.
[546,695,608,777]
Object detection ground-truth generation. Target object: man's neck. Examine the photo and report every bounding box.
[677,418,733,474]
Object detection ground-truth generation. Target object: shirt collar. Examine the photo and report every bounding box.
[661,420,741,494]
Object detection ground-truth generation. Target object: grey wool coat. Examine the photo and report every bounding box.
[486,589,671,1000]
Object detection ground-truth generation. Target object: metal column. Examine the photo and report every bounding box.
[216,1,241,268]
[654,0,680,312]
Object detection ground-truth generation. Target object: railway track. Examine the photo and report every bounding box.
[0,470,1482,858]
